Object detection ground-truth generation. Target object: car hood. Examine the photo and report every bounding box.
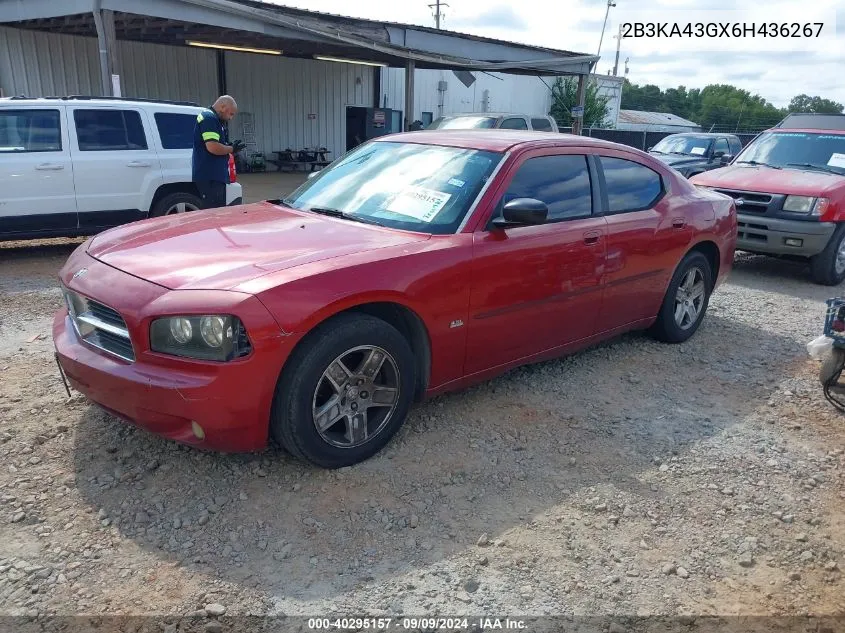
[651,153,707,167]
[691,164,845,196]
[86,201,430,291]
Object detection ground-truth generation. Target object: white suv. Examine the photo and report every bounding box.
[0,96,243,241]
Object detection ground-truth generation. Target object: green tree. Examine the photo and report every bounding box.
[550,76,611,128]
[788,94,844,114]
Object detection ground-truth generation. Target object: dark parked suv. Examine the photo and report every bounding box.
[691,114,845,285]
[649,133,743,178]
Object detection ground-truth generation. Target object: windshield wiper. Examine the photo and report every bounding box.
[306,206,385,227]
[785,162,842,175]
[736,160,781,169]
[669,151,692,156]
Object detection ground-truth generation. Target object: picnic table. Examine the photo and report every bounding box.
[268,147,331,172]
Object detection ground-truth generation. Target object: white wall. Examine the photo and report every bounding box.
[381,67,554,121]
[382,67,624,128]
[224,52,374,158]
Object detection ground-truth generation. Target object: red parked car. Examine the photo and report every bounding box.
[53,131,737,468]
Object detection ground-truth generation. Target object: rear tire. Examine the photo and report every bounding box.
[270,314,416,469]
[650,251,713,344]
[810,225,845,286]
[150,191,203,218]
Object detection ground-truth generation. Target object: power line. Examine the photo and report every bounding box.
[427,0,449,29]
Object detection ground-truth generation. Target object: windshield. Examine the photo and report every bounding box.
[736,132,845,174]
[652,136,712,156]
[282,141,502,234]
[428,116,498,130]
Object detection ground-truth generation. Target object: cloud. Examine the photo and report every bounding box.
[450,6,528,31]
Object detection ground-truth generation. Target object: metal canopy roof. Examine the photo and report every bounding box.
[0,0,597,76]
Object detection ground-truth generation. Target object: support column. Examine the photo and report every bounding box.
[404,59,415,131]
[93,8,120,96]
[216,50,227,95]
[571,73,587,136]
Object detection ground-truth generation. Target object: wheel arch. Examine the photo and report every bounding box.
[279,300,432,403]
[686,239,721,289]
[149,182,201,216]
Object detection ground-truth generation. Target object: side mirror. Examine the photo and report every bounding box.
[719,153,733,165]
[492,198,548,228]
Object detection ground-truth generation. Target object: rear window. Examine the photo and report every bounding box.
[531,118,553,132]
[0,109,61,152]
[154,112,196,149]
[74,109,147,151]
[500,117,528,130]
[428,116,497,130]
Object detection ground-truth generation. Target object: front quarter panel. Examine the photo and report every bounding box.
[240,235,475,389]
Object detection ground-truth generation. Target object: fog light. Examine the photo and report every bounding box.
[784,238,803,247]
[191,421,205,440]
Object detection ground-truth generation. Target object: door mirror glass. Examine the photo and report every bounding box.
[719,153,733,165]
[493,198,548,228]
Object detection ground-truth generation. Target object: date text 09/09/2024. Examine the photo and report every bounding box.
[621,22,825,38]
[307,617,527,630]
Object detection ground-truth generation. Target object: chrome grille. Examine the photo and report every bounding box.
[712,188,782,215]
[63,288,135,362]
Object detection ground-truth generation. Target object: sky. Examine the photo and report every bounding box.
[267,0,844,109]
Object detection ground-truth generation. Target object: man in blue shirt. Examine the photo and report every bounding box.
[192,95,245,209]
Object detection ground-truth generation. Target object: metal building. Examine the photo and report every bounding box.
[0,0,598,159]
[616,110,701,133]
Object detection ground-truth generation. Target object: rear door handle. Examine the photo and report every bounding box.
[35,163,64,171]
[127,161,151,168]
[672,218,686,229]
[583,230,601,245]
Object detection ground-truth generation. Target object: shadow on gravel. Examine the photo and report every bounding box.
[69,312,799,603]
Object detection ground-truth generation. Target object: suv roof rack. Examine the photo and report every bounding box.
[775,112,845,131]
[3,95,200,107]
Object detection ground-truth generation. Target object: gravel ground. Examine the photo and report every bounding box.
[0,239,843,630]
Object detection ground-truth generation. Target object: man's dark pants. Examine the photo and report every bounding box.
[196,180,227,210]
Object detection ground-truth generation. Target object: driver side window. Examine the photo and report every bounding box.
[714,138,730,155]
[497,154,592,223]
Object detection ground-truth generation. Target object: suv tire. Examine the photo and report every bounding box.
[810,225,845,286]
[150,191,204,217]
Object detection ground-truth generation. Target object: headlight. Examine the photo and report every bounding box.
[150,315,251,361]
[783,195,816,213]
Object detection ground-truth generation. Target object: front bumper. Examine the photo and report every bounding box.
[52,249,290,453]
[736,214,835,257]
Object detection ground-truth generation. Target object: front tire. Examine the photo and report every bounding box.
[270,314,416,468]
[650,251,713,343]
[810,225,845,286]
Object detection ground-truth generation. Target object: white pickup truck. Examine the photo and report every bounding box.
[0,96,242,241]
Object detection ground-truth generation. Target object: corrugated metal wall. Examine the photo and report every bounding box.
[381,68,554,121]
[0,26,217,105]
[225,52,375,158]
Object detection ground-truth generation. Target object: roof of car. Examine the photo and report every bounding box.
[0,96,202,110]
[765,127,845,136]
[437,112,550,119]
[663,132,740,138]
[376,130,641,153]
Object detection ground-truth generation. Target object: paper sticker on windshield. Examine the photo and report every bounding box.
[448,178,465,188]
[690,147,706,155]
[386,187,452,222]
[828,153,845,169]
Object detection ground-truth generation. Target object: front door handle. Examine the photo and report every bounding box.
[672,217,686,229]
[36,163,65,171]
[583,230,601,245]
[127,161,151,168]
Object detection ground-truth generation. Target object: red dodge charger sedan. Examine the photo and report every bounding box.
[54,131,737,468]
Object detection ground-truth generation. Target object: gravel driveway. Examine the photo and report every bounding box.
[0,240,843,631]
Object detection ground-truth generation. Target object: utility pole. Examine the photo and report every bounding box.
[612,23,622,76]
[597,0,617,60]
[428,0,449,29]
